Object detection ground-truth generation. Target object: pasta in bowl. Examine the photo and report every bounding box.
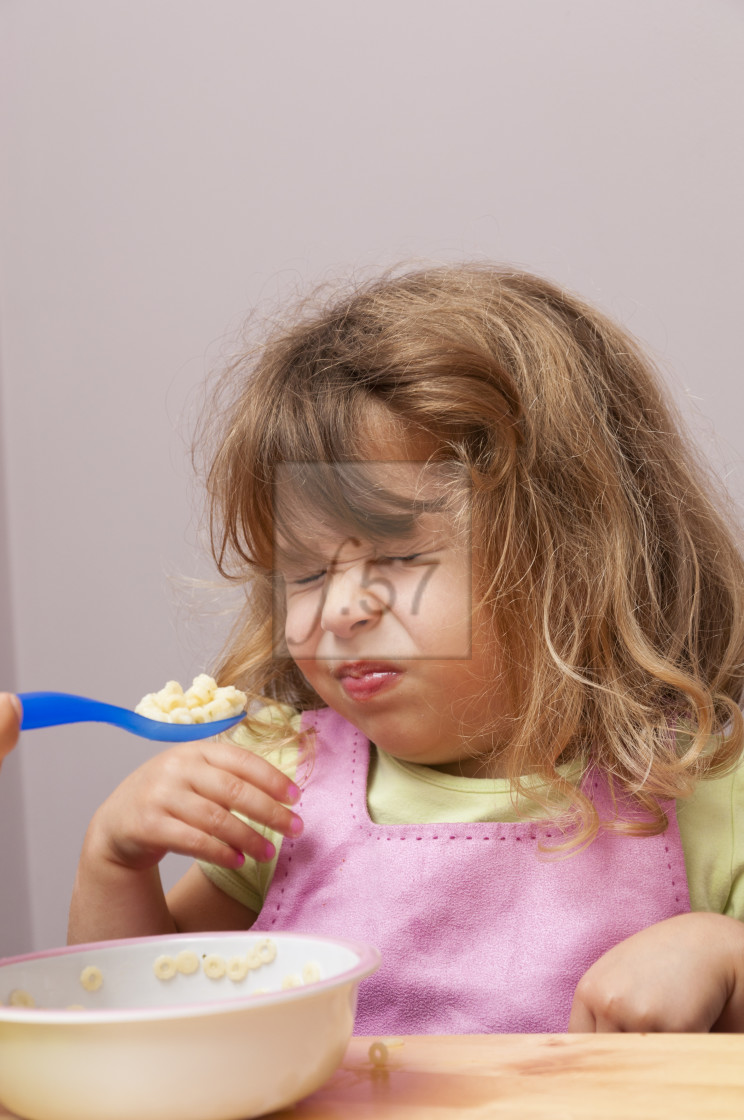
[0,931,380,1120]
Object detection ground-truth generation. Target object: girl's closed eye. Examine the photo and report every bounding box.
[289,569,326,587]
[290,554,424,586]
[377,553,422,566]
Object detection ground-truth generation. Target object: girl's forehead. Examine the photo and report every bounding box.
[272,459,471,558]
[273,459,467,514]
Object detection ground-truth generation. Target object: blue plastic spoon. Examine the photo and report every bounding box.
[18,692,246,742]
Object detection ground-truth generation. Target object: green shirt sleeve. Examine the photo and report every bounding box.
[676,760,744,918]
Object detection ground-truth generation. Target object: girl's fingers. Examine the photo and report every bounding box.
[146,814,265,870]
[199,740,301,806]
[100,740,303,871]
[170,790,280,863]
[180,762,302,841]
[110,792,275,870]
[567,996,596,1033]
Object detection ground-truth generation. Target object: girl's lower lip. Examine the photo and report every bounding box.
[338,671,402,701]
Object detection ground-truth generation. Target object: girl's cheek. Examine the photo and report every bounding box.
[284,599,320,658]
[403,568,472,660]
[293,659,332,707]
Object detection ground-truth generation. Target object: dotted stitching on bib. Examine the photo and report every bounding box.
[266,719,314,927]
[350,730,358,823]
[371,830,543,844]
[353,724,548,848]
[665,843,680,904]
[269,842,293,926]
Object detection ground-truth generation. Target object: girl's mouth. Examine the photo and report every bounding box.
[334,662,403,701]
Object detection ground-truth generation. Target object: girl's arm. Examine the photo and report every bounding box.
[569,912,744,1032]
[67,738,301,943]
[167,863,259,931]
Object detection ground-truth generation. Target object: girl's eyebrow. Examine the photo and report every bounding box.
[274,526,446,575]
[273,529,359,572]
[273,541,328,573]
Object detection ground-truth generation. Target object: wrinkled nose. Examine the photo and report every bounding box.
[319,565,385,638]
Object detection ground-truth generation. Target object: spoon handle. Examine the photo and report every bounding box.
[18,692,129,729]
[17,691,245,741]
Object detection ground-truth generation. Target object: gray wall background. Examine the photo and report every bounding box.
[0,0,742,952]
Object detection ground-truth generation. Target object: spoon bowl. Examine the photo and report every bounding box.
[18,692,245,742]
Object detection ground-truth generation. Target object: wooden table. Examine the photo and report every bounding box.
[271,1034,744,1119]
[0,1033,742,1119]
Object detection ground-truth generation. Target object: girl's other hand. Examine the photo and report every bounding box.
[0,693,22,769]
[86,739,303,873]
[569,912,744,1032]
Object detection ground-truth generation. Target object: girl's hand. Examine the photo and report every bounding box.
[569,912,744,1032]
[0,693,21,770]
[87,738,303,873]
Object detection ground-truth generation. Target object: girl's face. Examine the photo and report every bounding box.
[274,459,511,776]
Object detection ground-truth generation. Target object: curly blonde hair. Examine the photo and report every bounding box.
[197,264,744,847]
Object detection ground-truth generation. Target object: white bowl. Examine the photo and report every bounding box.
[0,931,380,1120]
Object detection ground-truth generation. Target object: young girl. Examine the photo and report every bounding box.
[69,266,744,1033]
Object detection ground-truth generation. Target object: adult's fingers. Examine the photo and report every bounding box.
[0,693,21,763]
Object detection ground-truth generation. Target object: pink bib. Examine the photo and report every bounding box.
[251,709,690,1033]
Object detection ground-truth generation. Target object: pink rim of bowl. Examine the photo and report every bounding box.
[0,930,381,1024]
